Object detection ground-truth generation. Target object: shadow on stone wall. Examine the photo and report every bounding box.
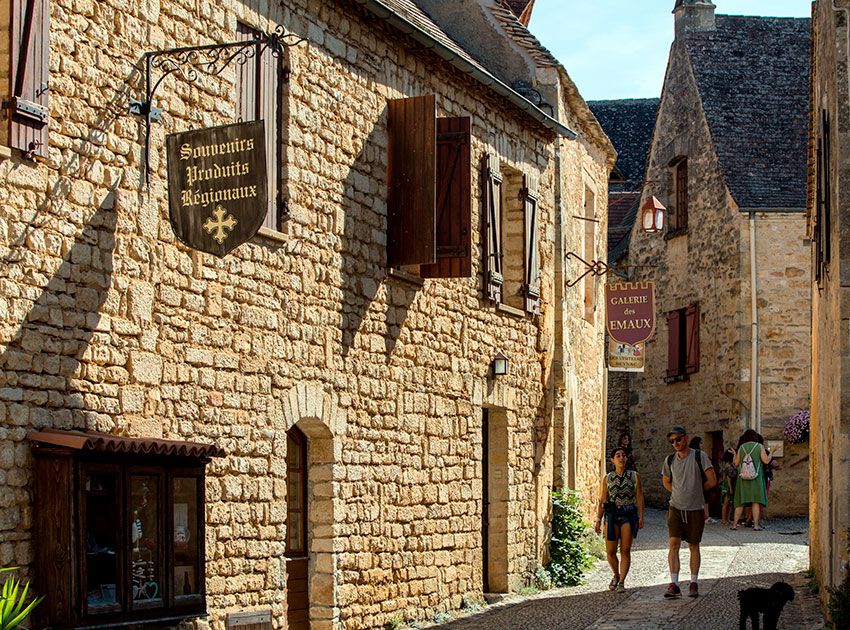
[340,105,414,359]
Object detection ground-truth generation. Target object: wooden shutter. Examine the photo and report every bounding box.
[387,95,436,267]
[9,0,50,159]
[815,131,823,285]
[421,117,471,278]
[822,109,831,275]
[676,159,688,229]
[236,23,280,230]
[483,154,503,302]
[685,304,700,374]
[523,174,540,314]
[667,310,682,377]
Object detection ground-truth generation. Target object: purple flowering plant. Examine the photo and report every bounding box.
[783,409,810,444]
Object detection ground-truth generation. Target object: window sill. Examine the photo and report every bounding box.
[387,268,424,287]
[71,611,207,629]
[664,228,688,241]
[664,373,690,384]
[255,225,289,244]
[496,303,527,318]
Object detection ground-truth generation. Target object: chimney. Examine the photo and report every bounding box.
[673,0,716,39]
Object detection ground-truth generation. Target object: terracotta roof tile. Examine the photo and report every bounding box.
[28,429,225,459]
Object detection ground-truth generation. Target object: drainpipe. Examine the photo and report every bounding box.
[749,212,760,433]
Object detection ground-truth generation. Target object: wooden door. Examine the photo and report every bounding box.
[709,431,724,517]
[286,427,309,629]
[482,410,489,593]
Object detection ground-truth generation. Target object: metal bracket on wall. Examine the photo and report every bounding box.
[129,26,306,184]
[565,251,611,287]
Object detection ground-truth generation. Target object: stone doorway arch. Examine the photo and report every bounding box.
[280,383,345,630]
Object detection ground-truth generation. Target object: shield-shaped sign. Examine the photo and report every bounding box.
[606,281,655,345]
[166,121,268,257]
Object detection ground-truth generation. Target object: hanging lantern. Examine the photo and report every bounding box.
[641,196,665,234]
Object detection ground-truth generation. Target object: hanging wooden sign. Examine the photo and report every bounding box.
[606,281,655,345]
[166,121,268,257]
[608,339,645,372]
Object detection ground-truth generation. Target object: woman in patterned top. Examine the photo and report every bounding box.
[594,447,645,592]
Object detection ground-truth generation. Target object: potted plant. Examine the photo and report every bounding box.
[0,567,44,630]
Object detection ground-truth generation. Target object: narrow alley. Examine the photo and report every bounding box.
[433,508,823,629]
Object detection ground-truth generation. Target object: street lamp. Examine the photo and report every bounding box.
[641,196,665,234]
[491,352,509,377]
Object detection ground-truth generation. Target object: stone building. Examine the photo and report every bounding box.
[0,0,612,629]
[587,98,659,458]
[809,0,850,614]
[625,0,811,515]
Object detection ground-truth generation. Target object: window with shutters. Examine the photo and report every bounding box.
[4,0,50,159]
[668,157,688,233]
[236,22,286,231]
[583,185,597,322]
[815,109,831,287]
[386,95,472,279]
[666,304,700,381]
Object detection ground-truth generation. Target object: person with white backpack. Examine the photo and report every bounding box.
[730,429,773,531]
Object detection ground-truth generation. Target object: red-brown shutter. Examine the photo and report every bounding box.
[685,304,700,374]
[523,174,540,314]
[236,23,280,230]
[387,95,436,267]
[667,310,682,377]
[421,117,471,279]
[9,0,50,159]
[676,159,688,229]
[483,154,503,302]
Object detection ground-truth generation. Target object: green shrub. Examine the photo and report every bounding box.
[0,567,44,630]
[544,490,596,587]
[827,540,850,629]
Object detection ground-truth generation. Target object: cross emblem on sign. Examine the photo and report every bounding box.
[203,205,238,244]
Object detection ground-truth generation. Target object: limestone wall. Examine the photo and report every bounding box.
[0,0,609,628]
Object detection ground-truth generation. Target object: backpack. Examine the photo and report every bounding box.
[666,448,707,485]
[739,444,759,480]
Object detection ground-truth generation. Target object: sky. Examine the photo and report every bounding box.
[528,1,812,101]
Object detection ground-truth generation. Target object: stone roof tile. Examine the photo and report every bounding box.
[685,15,810,209]
[588,98,660,189]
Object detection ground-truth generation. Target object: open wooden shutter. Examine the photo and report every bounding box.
[667,310,682,377]
[685,304,700,374]
[9,0,50,159]
[483,154,503,302]
[236,23,280,230]
[421,117,471,278]
[523,174,540,314]
[387,95,436,267]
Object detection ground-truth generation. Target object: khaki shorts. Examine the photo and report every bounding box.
[667,506,706,544]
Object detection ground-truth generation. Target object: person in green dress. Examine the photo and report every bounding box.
[730,429,772,530]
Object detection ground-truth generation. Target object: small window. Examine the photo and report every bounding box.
[666,304,699,380]
[29,430,223,628]
[496,165,539,313]
[669,157,688,231]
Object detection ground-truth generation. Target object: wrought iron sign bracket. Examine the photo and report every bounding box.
[129,27,306,184]
[565,251,613,287]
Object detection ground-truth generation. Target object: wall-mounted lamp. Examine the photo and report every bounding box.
[491,352,509,377]
[641,196,666,234]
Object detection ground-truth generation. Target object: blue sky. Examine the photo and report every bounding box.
[529,1,812,101]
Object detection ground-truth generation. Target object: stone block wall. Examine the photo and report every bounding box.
[0,0,610,628]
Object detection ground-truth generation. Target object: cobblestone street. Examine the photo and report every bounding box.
[432,508,824,630]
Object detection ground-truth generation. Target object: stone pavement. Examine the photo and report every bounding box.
[429,508,825,630]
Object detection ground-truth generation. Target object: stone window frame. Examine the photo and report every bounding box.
[665,303,700,382]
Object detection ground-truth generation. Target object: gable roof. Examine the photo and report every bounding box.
[588,98,660,189]
[353,0,574,137]
[684,15,810,209]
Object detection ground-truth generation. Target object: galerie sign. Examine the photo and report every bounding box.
[608,339,645,372]
[606,281,655,345]
[166,121,268,257]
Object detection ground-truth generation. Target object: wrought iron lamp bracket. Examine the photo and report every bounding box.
[565,251,613,287]
[129,26,306,183]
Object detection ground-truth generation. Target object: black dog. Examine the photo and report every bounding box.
[738,581,795,630]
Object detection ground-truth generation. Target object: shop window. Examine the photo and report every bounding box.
[29,429,223,628]
[236,22,286,230]
[386,94,472,278]
[666,304,700,381]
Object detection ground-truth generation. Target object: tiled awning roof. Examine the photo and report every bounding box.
[28,429,225,459]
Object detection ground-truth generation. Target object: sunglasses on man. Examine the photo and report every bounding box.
[669,435,685,445]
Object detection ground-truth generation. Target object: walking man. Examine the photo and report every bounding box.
[661,425,716,598]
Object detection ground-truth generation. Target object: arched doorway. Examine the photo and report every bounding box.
[286,426,309,629]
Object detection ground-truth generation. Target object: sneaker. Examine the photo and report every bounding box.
[664,583,682,598]
[706,517,718,524]
[688,582,699,598]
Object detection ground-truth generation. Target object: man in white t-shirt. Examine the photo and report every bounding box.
[661,425,716,599]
